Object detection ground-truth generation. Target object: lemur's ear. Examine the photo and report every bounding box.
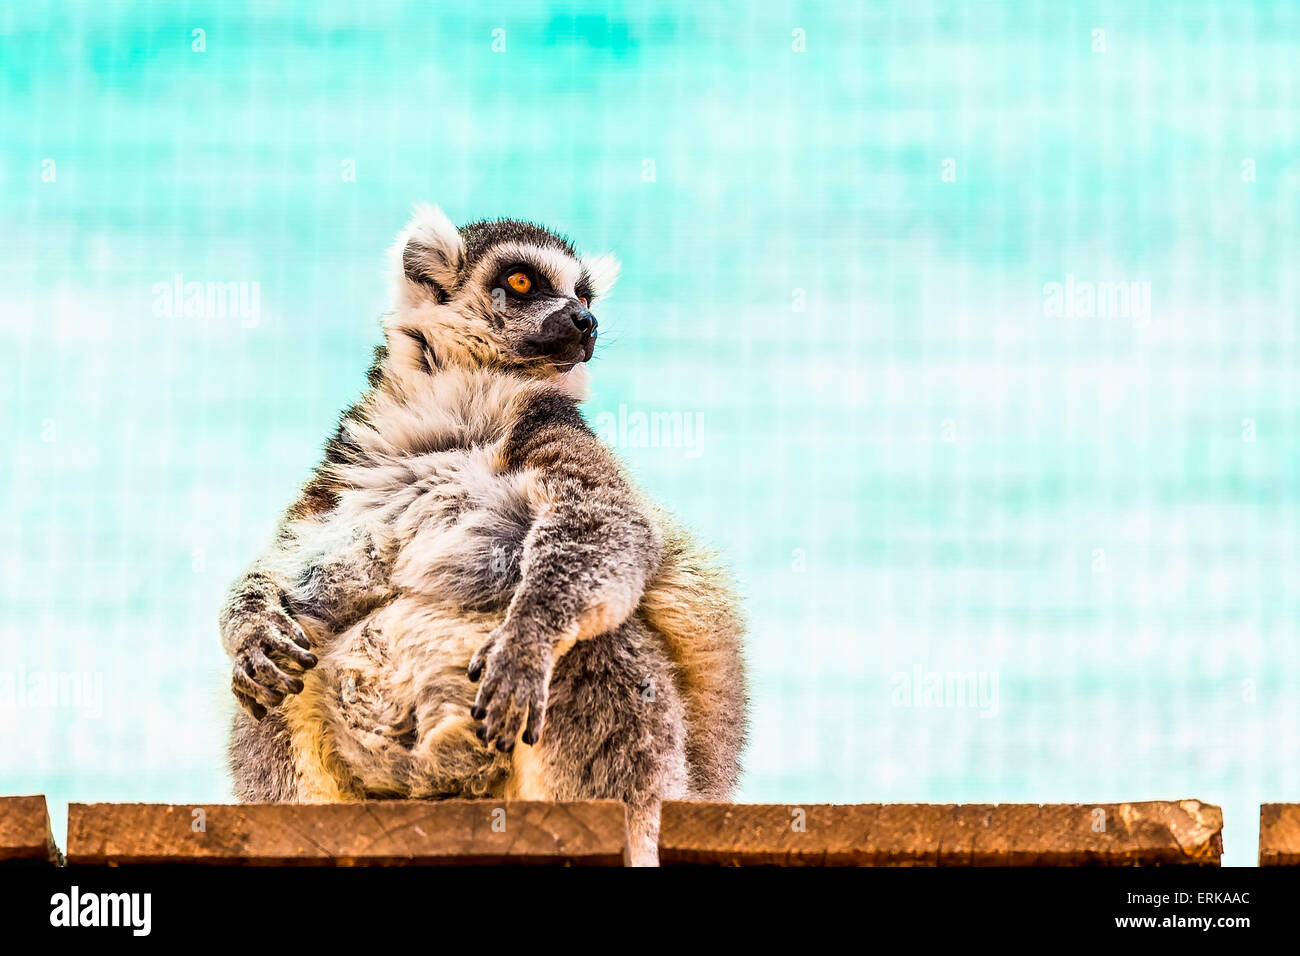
[391,203,465,306]
[581,252,620,302]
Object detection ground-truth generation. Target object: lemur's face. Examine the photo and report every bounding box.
[468,228,598,371]
[393,206,619,377]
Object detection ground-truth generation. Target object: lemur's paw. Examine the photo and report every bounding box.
[229,605,317,720]
[467,627,551,752]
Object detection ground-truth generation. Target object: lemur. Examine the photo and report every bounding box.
[218,204,747,865]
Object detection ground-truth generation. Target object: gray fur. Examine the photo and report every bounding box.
[220,206,746,865]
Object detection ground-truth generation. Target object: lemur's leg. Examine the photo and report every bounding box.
[229,708,301,801]
[468,390,662,752]
[512,618,688,866]
[640,515,749,799]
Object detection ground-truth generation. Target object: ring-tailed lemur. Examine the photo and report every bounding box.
[219,204,747,865]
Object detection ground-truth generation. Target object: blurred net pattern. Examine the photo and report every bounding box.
[1,2,1297,864]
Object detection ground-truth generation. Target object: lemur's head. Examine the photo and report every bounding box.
[384,203,619,386]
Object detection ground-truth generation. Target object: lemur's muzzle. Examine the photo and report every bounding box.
[523,301,598,365]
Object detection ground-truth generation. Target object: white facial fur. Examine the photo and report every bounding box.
[382,204,618,392]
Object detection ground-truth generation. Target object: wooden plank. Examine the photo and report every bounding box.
[1259,804,1300,866]
[66,800,629,866]
[658,801,1223,866]
[0,795,60,865]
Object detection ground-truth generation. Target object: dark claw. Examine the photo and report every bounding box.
[476,724,488,742]
[495,738,515,754]
[468,661,483,682]
[470,704,486,720]
[521,729,536,746]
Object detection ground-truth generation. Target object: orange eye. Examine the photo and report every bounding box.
[507,271,532,294]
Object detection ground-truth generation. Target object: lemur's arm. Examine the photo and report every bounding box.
[220,527,321,720]
[220,553,315,720]
[468,392,662,751]
[221,477,392,720]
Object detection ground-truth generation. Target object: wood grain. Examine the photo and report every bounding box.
[1259,804,1300,866]
[659,801,1223,866]
[66,800,629,866]
[0,795,60,865]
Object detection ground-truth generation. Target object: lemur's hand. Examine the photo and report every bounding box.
[226,597,317,720]
[467,623,552,752]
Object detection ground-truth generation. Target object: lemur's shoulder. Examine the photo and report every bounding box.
[501,384,595,471]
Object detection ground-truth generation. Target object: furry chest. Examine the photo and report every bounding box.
[370,443,539,612]
[285,444,539,800]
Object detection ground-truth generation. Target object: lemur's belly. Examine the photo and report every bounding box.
[282,444,540,800]
[287,597,510,799]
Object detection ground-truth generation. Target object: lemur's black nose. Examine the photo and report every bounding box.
[571,308,596,335]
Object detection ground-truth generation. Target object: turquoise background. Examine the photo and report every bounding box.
[3,1,1298,866]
